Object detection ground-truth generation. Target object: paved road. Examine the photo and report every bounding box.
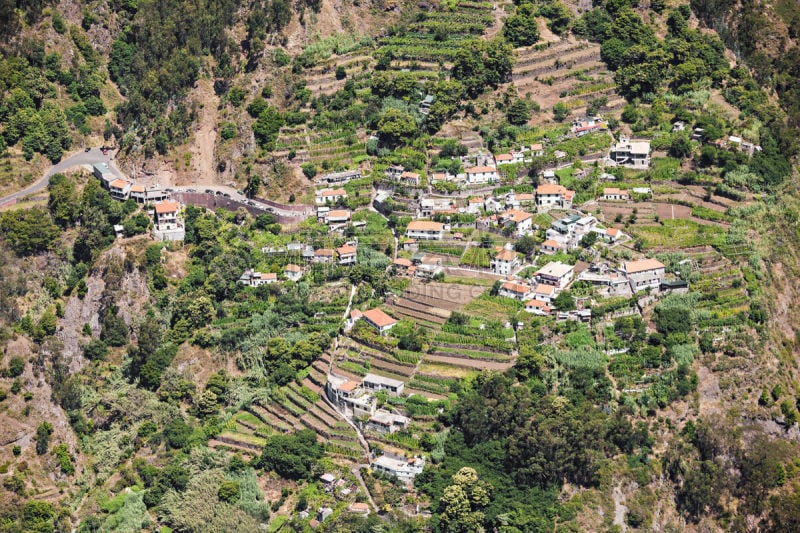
[0,149,314,219]
[0,148,122,205]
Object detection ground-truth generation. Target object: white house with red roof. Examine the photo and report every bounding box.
[284,264,304,281]
[491,246,519,276]
[498,281,534,301]
[623,258,666,292]
[315,188,348,205]
[361,308,398,335]
[536,184,575,210]
[465,165,498,184]
[336,243,358,266]
[238,269,278,287]
[406,220,446,240]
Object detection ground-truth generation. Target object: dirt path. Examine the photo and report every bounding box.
[612,483,628,531]
[187,78,219,186]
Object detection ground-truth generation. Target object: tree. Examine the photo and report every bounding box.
[514,236,536,256]
[452,38,513,97]
[256,430,323,479]
[503,3,540,47]
[335,65,346,80]
[8,356,25,377]
[0,207,60,255]
[35,422,53,455]
[163,418,192,449]
[507,99,531,125]
[437,468,492,533]
[218,480,241,503]
[553,102,569,122]
[301,163,317,179]
[47,173,76,228]
[377,108,417,147]
[553,290,575,311]
[83,339,108,361]
[670,135,693,158]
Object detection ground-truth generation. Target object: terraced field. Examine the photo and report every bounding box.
[511,37,623,121]
[272,126,367,167]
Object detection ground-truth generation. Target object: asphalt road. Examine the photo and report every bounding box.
[0,149,313,218]
[0,148,122,205]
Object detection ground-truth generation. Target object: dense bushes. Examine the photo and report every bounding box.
[254,430,323,479]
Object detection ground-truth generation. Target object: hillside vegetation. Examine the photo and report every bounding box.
[0,0,800,531]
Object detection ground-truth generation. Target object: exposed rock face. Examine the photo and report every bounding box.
[58,246,151,373]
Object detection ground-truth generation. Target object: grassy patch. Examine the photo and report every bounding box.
[630,219,726,249]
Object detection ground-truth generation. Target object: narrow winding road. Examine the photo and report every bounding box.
[0,148,122,205]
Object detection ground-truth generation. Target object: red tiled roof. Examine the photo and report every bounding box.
[285,264,302,272]
[501,282,531,294]
[110,179,129,189]
[154,201,179,214]
[495,249,516,261]
[315,248,334,257]
[407,220,444,231]
[393,258,412,267]
[362,308,398,328]
[337,244,357,256]
[625,258,665,274]
[467,166,497,173]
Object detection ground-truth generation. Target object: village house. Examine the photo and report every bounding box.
[465,165,498,184]
[507,192,535,209]
[326,374,376,416]
[430,171,454,183]
[529,143,544,157]
[316,169,361,185]
[603,188,629,201]
[131,184,168,203]
[535,261,575,289]
[573,215,598,237]
[415,255,443,279]
[591,226,623,243]
[499,208,534,235]
[405,220,446,240]
[363,373,405,396]
[491,247,519,276]
[400,171,421,187]
[532,283,556,303]
[284,264,304,281]
[419,94,435,115]
[238,269,278,287]
[525,299,551,315]
[385,164,404,180]
[391,257,414,276]
[495,153,514,165]
[152,200,185,241]
[92,162,117,188]
[541,169,557,183]
[541,239,564,254]
[466,197,484,214]
[536,184,575,210]
[347,503,370,516]
[336,243,358,266]
[498,281,534,301]
[372,455,425,482]
[608,137,651,168]
[366,410,409,434]
[313,248,335,263]
[418,198,454,217]
[327,209,352,225]
[108,179,132,201]
[571,117,604,136]
[315,188,348,205]
[361,308,398,335]
[623,258,666,292]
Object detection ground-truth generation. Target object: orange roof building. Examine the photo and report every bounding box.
[361,308,398,333]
